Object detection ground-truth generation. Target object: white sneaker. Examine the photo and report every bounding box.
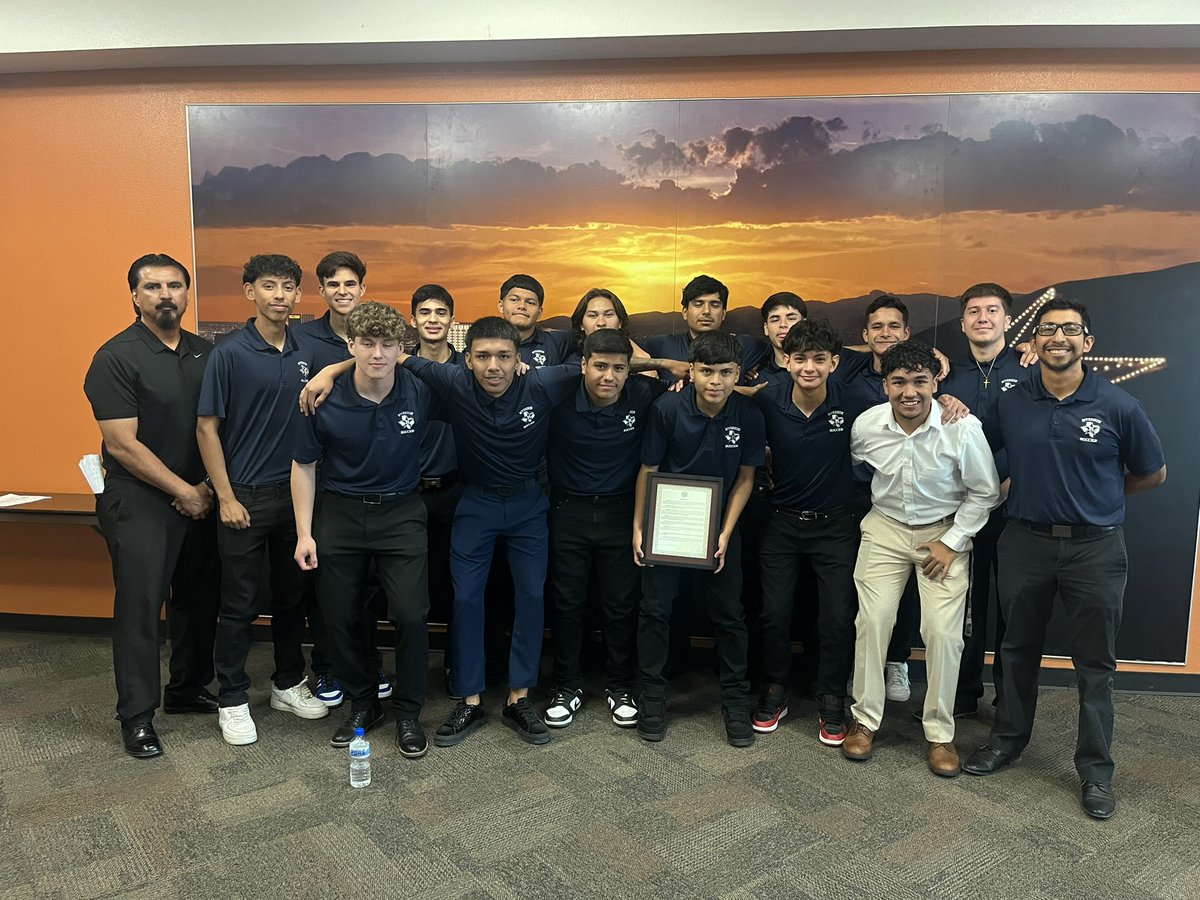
[270,682,330,719]
[606,689,638,728]
[544,688,583,728]
[219,703,258,745]
[885,662,911,702]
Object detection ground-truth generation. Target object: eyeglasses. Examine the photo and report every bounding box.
[1034,322,1088,337]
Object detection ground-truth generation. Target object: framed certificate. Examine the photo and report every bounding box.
[642,472,723,570]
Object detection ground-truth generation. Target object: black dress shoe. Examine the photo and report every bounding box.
[1081,781,1116,819]
[163,688,219,715]
[122,722,163,759]
[396,719,429,758]
[963,745,1017,775]
[330,704,384,748]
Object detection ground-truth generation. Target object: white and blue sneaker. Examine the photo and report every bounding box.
[377,672,394,701]
[313,675,344,708]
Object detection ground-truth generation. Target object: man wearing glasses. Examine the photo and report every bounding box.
[963,298,1165,820]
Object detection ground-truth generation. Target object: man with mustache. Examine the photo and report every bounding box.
[85,253,221,758]
[499,274,572,368]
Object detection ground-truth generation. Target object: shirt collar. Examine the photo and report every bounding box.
[245,318,299,354]
[131,318,180,354]
[574,380,622,415]
[316,311,345,344]
[1031,364,1099,403]
[337,369,404,407]
[882,402,941,436]
[683,385,732,420]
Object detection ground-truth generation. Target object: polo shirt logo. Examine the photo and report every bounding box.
[1000,378,1019,392]
[519,405,537,428]
[398,411,416,434]
[724,425,741,448]
[623,411,637,433]
[297,360,310,382]
[1080,416,1102,443]
[828,410,845,432]
[531,349,547,366]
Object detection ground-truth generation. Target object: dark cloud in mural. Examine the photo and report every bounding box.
[192,115,1200,229]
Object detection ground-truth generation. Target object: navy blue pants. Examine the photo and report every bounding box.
[449,484,549,698]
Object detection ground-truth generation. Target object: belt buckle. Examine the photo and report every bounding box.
[1051,524,1072,538]
[363,493,382,505]
[422,477,442,490]
[799,510,819,521]
[495,485,515,498]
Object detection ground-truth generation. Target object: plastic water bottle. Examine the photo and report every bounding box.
[349,727,371,788]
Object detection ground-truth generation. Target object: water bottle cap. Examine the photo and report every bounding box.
[354,727,365,736]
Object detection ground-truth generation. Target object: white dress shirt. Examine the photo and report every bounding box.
[850,404,1000,551]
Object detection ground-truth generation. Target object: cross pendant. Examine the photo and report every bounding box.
[983,377,990,388]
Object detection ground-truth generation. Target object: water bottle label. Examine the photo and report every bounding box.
[350,748,370,759]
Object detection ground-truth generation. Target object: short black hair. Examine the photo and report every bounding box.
[880,340,942,380]
[681,274,729,309]
[500,274,544,306]
[761,291,807,322]
[412,283,455,316]
[128,253,190,292]
[582,328,633,360]
[689,332,741,366]
[465,316,520,351]
[316,251,366,284]
[1034,296,1092,333]
[865,294,908,327]
[243,254,302,286]
[571,288,629,348]
[960,282,1013,314]
[782,318,841,357]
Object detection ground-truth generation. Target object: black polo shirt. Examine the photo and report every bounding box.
[402,357,579,487]
[293,311,351,372]
[548,377,667,496]
[411,346,465,478]
[988,367,1164,526]
[518,328,573,368]
[642,332,769,385]
[641,386,766,506]
[293,368,430,495]
[829,348,886,411]
[197,318,311,486]
[84,320,212,486]
[753,380,868,511]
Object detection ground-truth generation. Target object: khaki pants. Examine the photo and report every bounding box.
[850,508,971,743]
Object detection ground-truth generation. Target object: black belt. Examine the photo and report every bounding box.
[1013,518,1119,539]
[776,504,847,521]
[326,490,414,505]
[555,490,634,503]
[881,511,955,528]
[473,479,536,498]
[420,472,458,491]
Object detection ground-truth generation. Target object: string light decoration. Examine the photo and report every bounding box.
[1007,286,1167,385]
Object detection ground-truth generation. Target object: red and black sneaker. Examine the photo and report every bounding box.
[819,718,848,747]
[751,684,788,734]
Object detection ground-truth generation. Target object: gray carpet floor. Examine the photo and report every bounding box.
[2,629,1199,900]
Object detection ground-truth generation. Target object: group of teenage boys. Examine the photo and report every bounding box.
[86,249,1164,821]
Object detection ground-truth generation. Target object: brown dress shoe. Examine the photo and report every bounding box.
[841,721,875,760]
[928,742,961,777]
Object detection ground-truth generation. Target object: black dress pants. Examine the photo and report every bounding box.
[991,521,1126,783]
[956,504,1008,708]
[547,492,638,693]
[96,476,220,724]
[422,479,462,667]
[314,491,429,714]
[214,481,310,707]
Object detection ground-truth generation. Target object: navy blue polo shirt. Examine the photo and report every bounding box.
[197,319,311,485]
[548,377,667,496]
[938,345,1034,482]
[746,355,792,389]
[641,332,769,385]
[518,328,572,368]
[292,311,351,372]
[84,320,212,486]
[412,346,465,478]
[988,367,1164,526]
[293,367,430,495]
[402,357,579,487]
[829,348,886,411]
[641,386,767,505]
[754,380,868,511]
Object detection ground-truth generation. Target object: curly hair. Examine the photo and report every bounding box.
[346,301,406,340]
[879,340,942,380]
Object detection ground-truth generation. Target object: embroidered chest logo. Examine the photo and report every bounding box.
[397,411,416,433]
[1000,378,1019,392]
[622,411,637,433]
[724,425,741,448]
[531,349,547,367]
[827,410,845,432]
[297,360,310,382]
[1080,416,1102,443]
[519,406,537,429]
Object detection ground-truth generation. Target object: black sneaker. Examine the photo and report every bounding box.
[724,707,755,748]
[605,689,638,728]
[637,697,666,742]
[433,701,486,748]
[502,697,551,745]
[544,688,583,728]
[751,684,788,734]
